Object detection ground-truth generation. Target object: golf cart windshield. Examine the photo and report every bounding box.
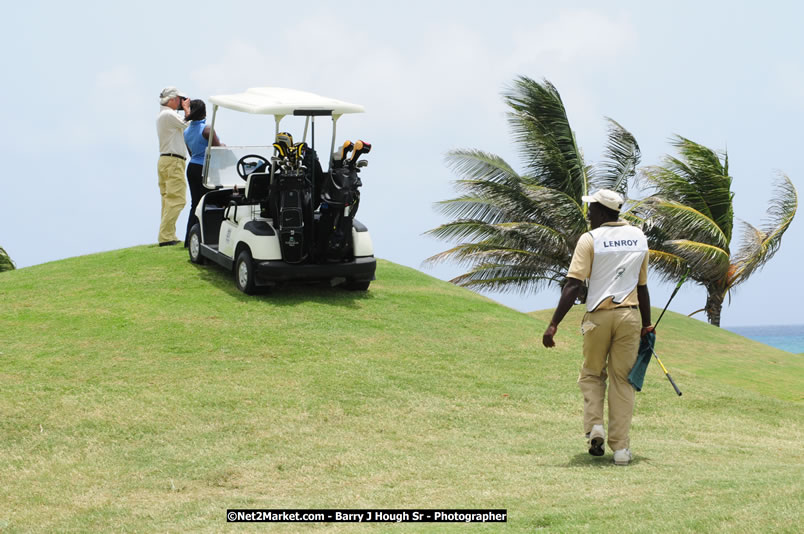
[202,88,364,188]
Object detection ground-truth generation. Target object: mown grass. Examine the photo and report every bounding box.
[0,246,802,533]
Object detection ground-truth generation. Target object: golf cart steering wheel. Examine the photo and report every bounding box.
[236,155,270,179]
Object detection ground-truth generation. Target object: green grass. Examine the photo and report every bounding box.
[0,246,802,533]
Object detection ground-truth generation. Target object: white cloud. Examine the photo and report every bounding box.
[498,9,640,162]
[511,9,637,66]
[189,8,637,132]
[44,65,153,151]
[189,22,508,140]
[191,41,273,95]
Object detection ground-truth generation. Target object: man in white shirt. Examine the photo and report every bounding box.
[542,189,653,466]
[156,87,191,246]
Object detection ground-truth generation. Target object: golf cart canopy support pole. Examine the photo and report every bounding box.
[274,115,283,137]
[203,104,219,183]
[329,114,342,171]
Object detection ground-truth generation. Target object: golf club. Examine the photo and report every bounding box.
[654,267,690,329]
[650,347,682,396]
[652,266,690,396]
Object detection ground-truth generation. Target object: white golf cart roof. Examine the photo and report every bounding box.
[209,87,364,117]
[202,87,365,188]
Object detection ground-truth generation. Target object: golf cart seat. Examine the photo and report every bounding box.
[245,172,271,202]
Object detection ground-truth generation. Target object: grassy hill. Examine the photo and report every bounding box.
[1,246,801,533]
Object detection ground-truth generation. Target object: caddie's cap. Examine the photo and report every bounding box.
[159,86,187,104]
[581,189,624,212]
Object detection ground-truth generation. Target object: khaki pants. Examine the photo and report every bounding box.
[579,307,640,451]
[157,156,187,243]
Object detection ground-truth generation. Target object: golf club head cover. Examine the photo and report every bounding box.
[349,140,372,166]
[333,140,354,167]
[273,141,290,158]
[274,132,294,160]
[276,131,294,147]
[293,142,307,160]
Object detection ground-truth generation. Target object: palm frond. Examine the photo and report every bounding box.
[425,219,509,244]
[672,137,733,238]
[424,240,568,277]
[620,197,652,225]
[435,177,536,222]
[445,149,521,189]
[729,174,798,287]
[440,150,543,224]
[503,76,588,202]
[728,220,763,285]
[646,250,689,284]
[519,183,588,239]
[639,163,707,210]
[425,220,572,266]
[433,196,514,226]
[425,219,566,252]
[490,221,571,254]
[663,240,730,281]
[637,197,729,249]
[619,212,646,228]
[0,246,14,272]
[449,262,566,294]
[679,149,733,240]
[672,135,727,179]
[639,136,734,241]
[592,117,640,196]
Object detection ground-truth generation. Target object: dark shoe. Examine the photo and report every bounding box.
[159,240,180,247]
[587,424,605,456]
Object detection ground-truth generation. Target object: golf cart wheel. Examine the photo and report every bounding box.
[235,248,257,294]
[344,280,370,291]
[188,224,205,265]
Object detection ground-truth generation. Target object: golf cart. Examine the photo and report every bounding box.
[187,87,376,294]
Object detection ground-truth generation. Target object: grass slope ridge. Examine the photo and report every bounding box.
[0,246,801,533]
[528,309,803,403]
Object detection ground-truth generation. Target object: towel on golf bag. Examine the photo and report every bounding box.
[628,331,655,392]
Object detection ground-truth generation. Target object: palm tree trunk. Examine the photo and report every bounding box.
[705,286,724,327]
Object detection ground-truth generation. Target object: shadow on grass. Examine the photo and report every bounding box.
[563,452,650,468]
[186,260,376,309]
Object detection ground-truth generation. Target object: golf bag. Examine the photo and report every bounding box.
[268,145,325,264]
[274,173,307,264]
[318,166,362,261]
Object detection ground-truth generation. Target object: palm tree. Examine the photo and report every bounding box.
[0,246,15,272]
[634,136,797,326]
[426,76,640,298]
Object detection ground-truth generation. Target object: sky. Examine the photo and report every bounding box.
[1,0,802,327]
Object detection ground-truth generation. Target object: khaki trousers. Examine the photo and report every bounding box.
[157,156,187,243]
[578,307,640,451]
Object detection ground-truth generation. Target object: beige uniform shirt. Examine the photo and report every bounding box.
[567,221,649,310]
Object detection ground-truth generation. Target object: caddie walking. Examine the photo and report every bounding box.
[155,87,190,246]
[542,189,653,466]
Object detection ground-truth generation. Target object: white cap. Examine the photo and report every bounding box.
[581,189,624,212]
[159,87,187,105]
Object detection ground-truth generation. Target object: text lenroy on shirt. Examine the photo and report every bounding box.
[602,239,640,248]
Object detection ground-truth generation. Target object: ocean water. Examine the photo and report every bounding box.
[726,324,804,354]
